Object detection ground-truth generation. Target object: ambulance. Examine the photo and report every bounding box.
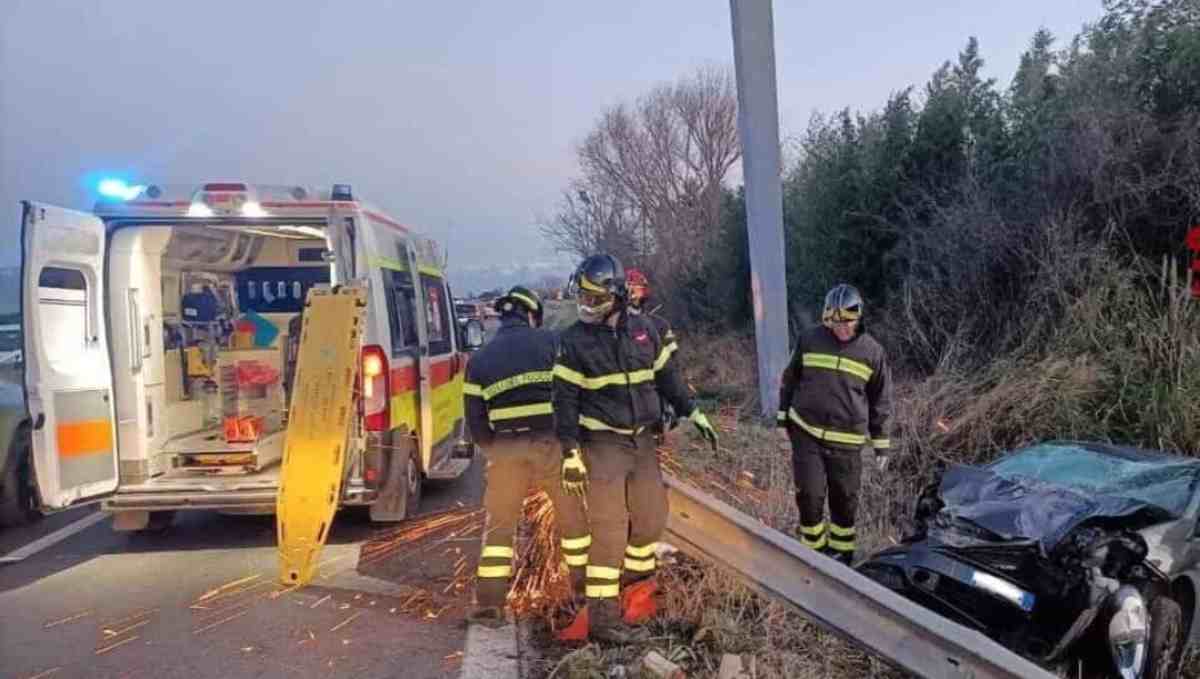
[16,181,483,531]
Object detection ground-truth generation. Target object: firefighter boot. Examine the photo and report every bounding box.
[590,599,650,644]
[621,578,658,625]
[555,604,589,642]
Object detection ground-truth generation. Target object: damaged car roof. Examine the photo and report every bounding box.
[928,441,1200,554]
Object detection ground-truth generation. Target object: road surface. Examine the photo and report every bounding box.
[0,457,491,679]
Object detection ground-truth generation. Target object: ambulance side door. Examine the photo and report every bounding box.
[420,274,464,457]
[20,202,119,510]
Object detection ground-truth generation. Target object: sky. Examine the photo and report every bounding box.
[1,0,1103,288]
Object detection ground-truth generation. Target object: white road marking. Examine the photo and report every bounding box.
[0,511,108,564]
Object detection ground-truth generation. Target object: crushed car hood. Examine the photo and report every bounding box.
[927,464,1180,555]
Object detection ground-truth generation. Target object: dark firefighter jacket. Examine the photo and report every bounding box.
[553,311,694,452]
[778,324,894,453]
[463,317,557,447]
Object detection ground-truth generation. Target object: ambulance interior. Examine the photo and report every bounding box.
[107,223,337,491]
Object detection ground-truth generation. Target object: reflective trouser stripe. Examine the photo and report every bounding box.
[624,541,656,572]
[481,545,514,559]
[477,565,513,578]
[828,523,855,552]
[586,584,620,598]
[799,522,827,549]
[624,556,655,572]
[586,565,620,599]
[562,533,591,568]
[478,542,514,578]
[562,534,593,550]
[625,542,656,558]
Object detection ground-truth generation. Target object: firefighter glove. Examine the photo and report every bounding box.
[561,448,589,496]
[689,409,719,450]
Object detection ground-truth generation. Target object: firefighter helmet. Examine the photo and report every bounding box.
[571,254,626,323]
[626,267,650,309]
[494,285,544,326]
[822,283,864,324]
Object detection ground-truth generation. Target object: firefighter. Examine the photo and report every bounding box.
[464,285,590,629]
[553,254,719,643]
[626,268,680,434]
[777,283,893,566]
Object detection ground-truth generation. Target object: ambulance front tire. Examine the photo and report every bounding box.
[0,431,39,528]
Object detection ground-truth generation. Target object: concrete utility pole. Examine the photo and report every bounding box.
[729,0,790,418]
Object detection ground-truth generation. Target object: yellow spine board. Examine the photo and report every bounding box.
[276,286,367,586]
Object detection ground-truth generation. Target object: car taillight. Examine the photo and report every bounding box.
[362,345,389,431]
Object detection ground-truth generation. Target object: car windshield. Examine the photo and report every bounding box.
[988,442,1200,517]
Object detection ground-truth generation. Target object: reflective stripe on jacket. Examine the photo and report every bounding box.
[778,324,893,452]
[463,317,558,446]
[552,312,693,451]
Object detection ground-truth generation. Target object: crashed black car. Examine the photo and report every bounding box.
[858,440,1198,679]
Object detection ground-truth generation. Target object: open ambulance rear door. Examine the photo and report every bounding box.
[21,202,119,511]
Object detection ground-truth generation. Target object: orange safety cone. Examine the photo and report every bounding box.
[620,578,658,624]
[555,605,589,642]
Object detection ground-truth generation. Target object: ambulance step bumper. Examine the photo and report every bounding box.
[102,486,376,512]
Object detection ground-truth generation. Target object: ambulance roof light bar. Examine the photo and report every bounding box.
[97,178,146,201]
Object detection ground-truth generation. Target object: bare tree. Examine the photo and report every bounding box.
[541,65,741,311]
[576,65,741,288]
[537,178,643,264]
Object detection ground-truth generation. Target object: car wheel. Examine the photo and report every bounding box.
[0,434,37,528]
[1146,595,1184,679]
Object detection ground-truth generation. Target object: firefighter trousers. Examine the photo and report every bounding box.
[476,432,590,609]
[788,427,862,563]
[582,433,666,628]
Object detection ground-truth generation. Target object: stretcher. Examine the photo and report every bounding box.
[276,285,367,586]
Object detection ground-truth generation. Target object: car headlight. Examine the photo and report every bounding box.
[1107,585,1148,679]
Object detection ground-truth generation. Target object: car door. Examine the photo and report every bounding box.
[20,202,119,510]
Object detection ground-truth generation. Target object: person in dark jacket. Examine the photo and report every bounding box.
[777,283,894,566]
[626,268,681,435]
[552,254,718,643]
[463,286,589,629]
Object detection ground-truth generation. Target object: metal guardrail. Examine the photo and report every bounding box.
[662,475,1058,679]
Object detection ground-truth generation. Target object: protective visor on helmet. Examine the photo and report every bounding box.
[823,304,861,323]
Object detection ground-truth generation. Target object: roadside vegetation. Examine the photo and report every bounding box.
[527,1,1200,677]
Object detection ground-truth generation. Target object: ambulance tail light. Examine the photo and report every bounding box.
[362,345,390,432]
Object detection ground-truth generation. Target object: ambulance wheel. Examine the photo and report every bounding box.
[368,447,422,523]
[0,433,38,528]
[399,448,422,517]
[144,511,176,532]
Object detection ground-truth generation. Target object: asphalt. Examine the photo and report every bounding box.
[0,456,486,679]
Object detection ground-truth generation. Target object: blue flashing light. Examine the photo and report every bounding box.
[98,178,146,201]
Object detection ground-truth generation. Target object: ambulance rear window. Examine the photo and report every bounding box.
[235,267,330,313]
